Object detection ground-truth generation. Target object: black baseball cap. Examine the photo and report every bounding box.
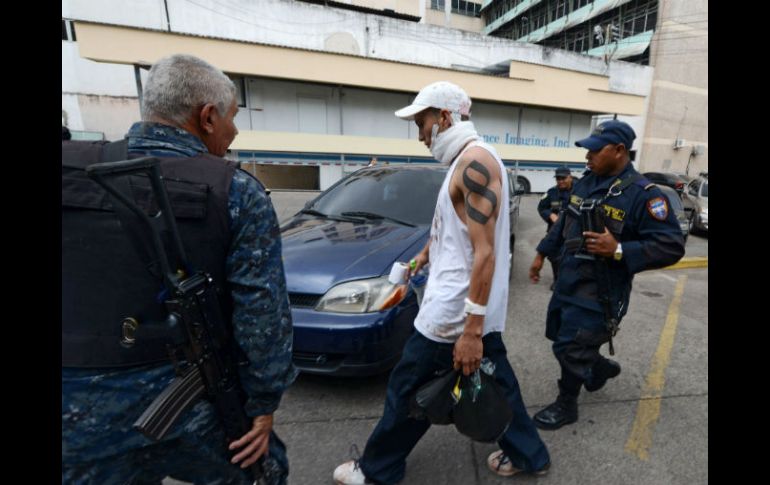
[554,166,571,177]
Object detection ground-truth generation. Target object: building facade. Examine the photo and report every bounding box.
[480,0,707,174]
[63,0,657,191]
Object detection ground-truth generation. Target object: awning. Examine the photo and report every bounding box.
[584,30,653,60]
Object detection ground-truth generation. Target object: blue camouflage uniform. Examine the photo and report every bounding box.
[536,163,684,395]
[62,122,298,484]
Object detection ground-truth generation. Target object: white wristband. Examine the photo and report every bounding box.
[463,297,487,316]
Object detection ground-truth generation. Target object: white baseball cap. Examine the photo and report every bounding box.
[394,81,472,120]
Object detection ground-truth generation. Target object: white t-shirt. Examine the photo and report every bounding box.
[414,141,510,343]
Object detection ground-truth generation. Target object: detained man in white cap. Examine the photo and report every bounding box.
[333,82,551,484]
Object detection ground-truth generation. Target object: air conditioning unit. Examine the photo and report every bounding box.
[673,138,685,149]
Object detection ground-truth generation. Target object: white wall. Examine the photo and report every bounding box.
[62,0,648,144]
[233,76,593,149]
[320,165,344,190]
[63,0,167,30]
[64,0,650,95]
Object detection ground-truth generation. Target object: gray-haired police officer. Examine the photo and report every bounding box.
[537,165,574,288]
[528,120,685,430]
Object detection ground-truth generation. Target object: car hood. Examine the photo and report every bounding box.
[280,215,429,294]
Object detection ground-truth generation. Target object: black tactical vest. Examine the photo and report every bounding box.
[62,140,237,368]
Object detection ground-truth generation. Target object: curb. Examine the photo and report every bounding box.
[663,257,708,270]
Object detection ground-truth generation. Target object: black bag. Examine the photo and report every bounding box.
[409,368,460,425]
[452,371,513,443]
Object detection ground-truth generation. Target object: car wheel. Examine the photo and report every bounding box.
[516,176,530,194]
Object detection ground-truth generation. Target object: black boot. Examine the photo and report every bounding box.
[585,358,621,392]
[533,382,578,430]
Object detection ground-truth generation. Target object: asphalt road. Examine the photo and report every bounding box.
[167,191,708,485]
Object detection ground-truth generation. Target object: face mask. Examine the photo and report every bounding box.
[428,114,480,165]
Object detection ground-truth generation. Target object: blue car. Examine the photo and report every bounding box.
[281,164,519,376]
[279,165,444,376]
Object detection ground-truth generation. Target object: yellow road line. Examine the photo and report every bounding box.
[663,257,707,270]
[624,275,687,460]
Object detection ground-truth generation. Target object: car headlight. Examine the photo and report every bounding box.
[315,275,407,313]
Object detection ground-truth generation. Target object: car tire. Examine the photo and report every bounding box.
[516,176,530,194]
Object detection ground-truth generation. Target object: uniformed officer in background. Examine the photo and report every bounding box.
[537,165,574,288]
[528,120,684,430]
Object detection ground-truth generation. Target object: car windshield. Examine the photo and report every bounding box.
[701,182,708,197]
[309,167,446,226]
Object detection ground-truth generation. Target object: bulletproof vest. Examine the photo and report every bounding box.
[62,140,237,368]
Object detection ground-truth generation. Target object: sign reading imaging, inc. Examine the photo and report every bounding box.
[479,132,571,148]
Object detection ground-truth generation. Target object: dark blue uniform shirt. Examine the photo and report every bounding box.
[536,163,685,316]
[537,185,571,230]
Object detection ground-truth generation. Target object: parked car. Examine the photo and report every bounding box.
[643,171,688,195]
[655,184,689,243]
[280,163,520,376]
[680,173,708,234]
[506,168,525,275]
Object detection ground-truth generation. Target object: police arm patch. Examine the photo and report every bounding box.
[646,197,669,221]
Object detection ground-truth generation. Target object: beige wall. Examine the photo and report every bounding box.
[641,0,708,175]
[344,0,421,17]
[240,162,320,190]
[423,8,485,33]
[75,94,140,141]
[75,22,644,116]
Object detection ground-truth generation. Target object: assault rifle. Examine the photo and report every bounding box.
[86,157,276,484]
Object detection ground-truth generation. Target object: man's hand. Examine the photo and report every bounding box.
[453,317,484,376]
[529,253,545,283]
[549,213,559,224]
[229,414,273,468]
[582,227,618,258]
[410,250,429,277]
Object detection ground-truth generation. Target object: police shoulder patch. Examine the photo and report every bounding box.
[646,197,669,221]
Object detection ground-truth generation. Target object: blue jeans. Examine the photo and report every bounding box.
[359,331,550,485]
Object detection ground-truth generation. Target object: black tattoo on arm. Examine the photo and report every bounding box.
[462,160,498,225]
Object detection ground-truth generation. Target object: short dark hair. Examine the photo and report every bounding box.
[62,126,71,140]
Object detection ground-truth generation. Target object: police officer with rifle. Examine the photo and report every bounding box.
[528,121,684,430]
[62,54,297,484]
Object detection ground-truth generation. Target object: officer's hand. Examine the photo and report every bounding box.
[549,213,559,223]
[409,251,429,277]
[583,228,618,258]
[453,326,484,376]
[529,253,545,283]
[229,413,273,468]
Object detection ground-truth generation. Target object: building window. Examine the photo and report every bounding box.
[431,0,445,10]
[228,76,247,108]
[571,0,590,10]
[62,19,76,42]
[452,0,482,17]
